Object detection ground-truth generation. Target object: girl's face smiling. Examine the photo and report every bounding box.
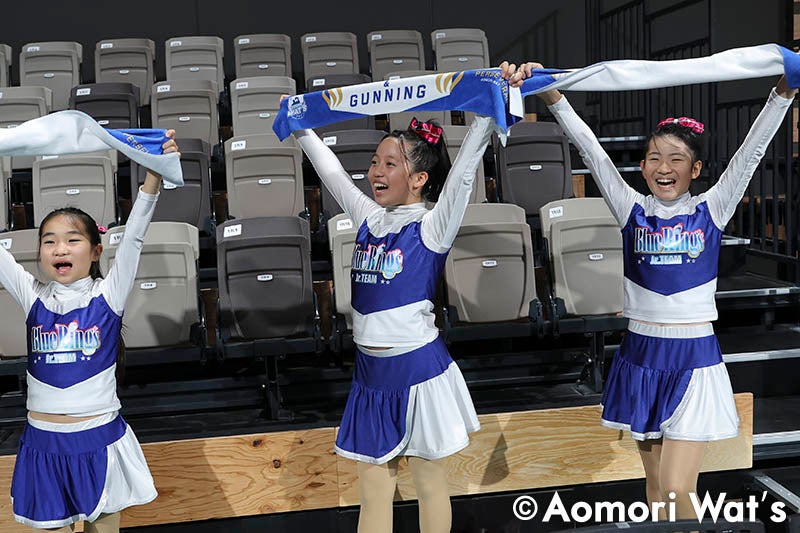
[640,134,702,201]
[368,138,428,207]
[39,215,102,284]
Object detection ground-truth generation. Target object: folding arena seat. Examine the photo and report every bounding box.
[165,36,225,92]
[224,134,304,219]
[540,198,623,316]
[69,82,140,129]
[495,121,573,226]
[0,86,52,170]
[366,30,425,81]
[216,216,315,340]
[327,213,358,329]
[19,41,82,110]
[384,70,450,131]
[234,34,292,79]
[32,151,117,228]
[0,44,11,88]
[443,203,537,323]
[430,28,489,72]
[300,32,359,86]
[441,124,486,204]
[0,229,41,356]
[151,79,219,147]
[231,76,296,136]
[132,139,212,231]
[94,38,156,105]
[102,222,200,348]
[316,129,385,219]
[304,74,375,134]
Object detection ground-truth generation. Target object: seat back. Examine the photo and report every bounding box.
[0,229,42,356]
[151,79,219,147]
[33,152,116,227]
[20,41,82,110]
[300,32,359,87]
[444,203,536,323]
[0,86,52,170]
[496,121,573,221]
[69,82,140,129]
[327,213,358,329]
[166,36,225,91]
[216,217,314,340]
[94,38,156,105]
[540,198,623,316]
[430,28,489,72]
[103,222,200,348]
[0,44,12,88]
[317,129,385,218]
[367,30,425,81]
[224,134,304,219]
[234,34,292,79]
[231,76,296,136]
[133,138,212,230]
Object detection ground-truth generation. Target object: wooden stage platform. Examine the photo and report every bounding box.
[0,394,753,532]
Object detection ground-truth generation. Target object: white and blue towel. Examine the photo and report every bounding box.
[0,110,183,186]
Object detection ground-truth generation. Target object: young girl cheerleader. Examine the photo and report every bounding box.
[2,132,179,531]
[506,60,796,518]
[283,77,503,530]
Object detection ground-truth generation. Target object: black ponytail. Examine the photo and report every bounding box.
[384,119,452,203]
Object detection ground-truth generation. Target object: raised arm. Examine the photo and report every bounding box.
[421,115,494,252]
[294,129,381,226]
[102,133,177,313]
[705,78,796,228]
[0,242,40,314]
[510,61,643,226]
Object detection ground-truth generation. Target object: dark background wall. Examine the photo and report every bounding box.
[1,0,790,95]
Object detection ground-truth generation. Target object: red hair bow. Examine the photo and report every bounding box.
[408,117,443,145]
[656,116,705,135]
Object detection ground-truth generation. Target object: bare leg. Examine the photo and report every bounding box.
[357,458,400,533]
[637,438,665,520]
[659,439,707,520]
[407,456,451,533]
[84,513,121,533]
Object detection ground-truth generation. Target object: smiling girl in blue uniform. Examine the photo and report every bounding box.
[506,60,797,519]
[1,133,179,532]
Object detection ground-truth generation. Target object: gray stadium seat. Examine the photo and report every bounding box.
[301,32,359,87]
[216,216,314,340]
[327,213,358,329]
[0,86,52,170]
[69,82,140,129]
[384,70,450,131]
[441,124,486,204]
[234,34,292,79]
[165,36,225,92]
[316,129,385,218]
[0,156,8,230]
[444,203,536,323]
[33,152,117,227]
[430,28,489,72]
[0,44,12,88]
[132,138,212,231]
[495,121,573,224]
[540,198,623,316]
[0,229,41,356]
[102,222,200,348]
[19,41,82,110]
[94,38,156,105]
[367,30,425,81]
[151,79,219,147]
[231,76,296,136]
[224,134,304,219]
